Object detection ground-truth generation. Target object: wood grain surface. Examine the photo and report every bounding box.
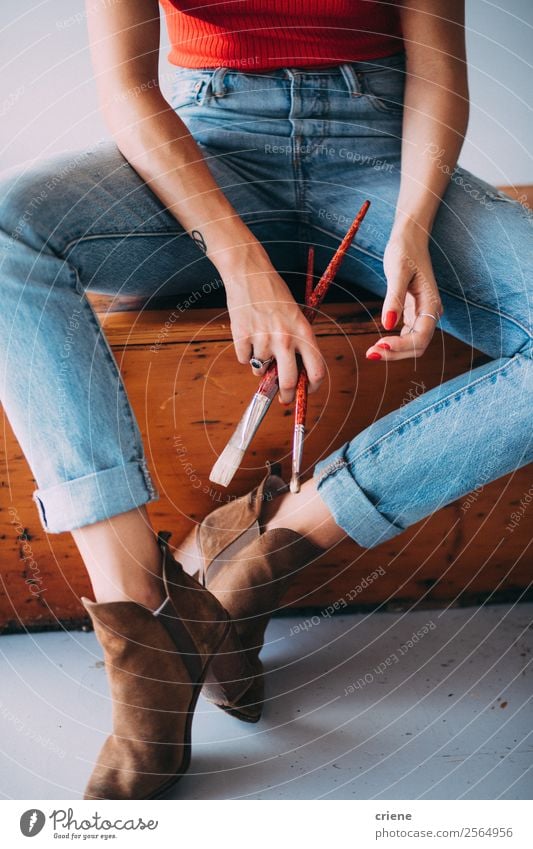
[1,301,530,631]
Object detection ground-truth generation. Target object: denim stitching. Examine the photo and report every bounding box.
[316,457,347,485]
[139,456,158,500]
[436,283,532,343]
[347,356,523,467]
[62,229,184,255]
[72,262,159,504]
[287,71,306,214]
[61,211,302,256]
[338,64,360,97]
[72,266,154,490]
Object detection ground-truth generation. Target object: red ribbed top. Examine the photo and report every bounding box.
[160,1,403,70]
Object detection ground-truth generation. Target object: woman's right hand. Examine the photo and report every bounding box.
[219,246,325,404]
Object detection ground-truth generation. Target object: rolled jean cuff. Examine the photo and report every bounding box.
[32,459,159,534]
[314,446,404,549]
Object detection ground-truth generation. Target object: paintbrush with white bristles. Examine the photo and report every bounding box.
[210,200,371,486]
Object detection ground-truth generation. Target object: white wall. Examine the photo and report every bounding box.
[460,0,532,184]
[1,0,532,184]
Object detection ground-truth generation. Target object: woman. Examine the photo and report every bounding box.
[1,0,531,799]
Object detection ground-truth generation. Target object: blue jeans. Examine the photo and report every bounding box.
[1,54,531,539]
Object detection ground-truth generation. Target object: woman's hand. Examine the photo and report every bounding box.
[363,0,466,364]
[220,248,325,404]
[365,227,444,361]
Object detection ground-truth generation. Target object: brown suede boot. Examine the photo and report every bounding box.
[181,464,321,723]
[82,531,254,800]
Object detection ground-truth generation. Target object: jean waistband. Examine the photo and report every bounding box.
[192,52,406,97]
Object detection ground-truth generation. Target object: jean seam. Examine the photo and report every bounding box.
[139,456,158,499]
[62,229,184,255]
[286,70,305,214]
[316,457,347,486]
[33,461,159,532]
[346,355,522,468]
[28,261,155,522]
[61,211,302,256]
[71,264,157,499]
[437,283,533,343]
[309,223,533,341]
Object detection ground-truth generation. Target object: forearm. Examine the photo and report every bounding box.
[394,0,469,239]
[85,0,322,399]
[86,0,266,278]
[105,88,267,275]
[394,64,469,237]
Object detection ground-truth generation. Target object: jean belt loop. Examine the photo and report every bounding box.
[339,63,361,97]
[210,66,228,97]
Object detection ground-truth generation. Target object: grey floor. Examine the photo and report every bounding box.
[0,605,531,800]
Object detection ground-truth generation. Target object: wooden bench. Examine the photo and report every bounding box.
[1,282,530,632]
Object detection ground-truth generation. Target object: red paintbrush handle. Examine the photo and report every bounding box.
[305,246,315,305]
[258,200,370,394]
[294,368,309,427]
[257,362,279,398]
[309,199,370,308]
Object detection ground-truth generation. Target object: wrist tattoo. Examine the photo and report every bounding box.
[190,229,207,254]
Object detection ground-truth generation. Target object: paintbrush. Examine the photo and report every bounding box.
[210,200,371,486]
[290,369,309,494]
[209,364,280,486]
[290,246,315,494]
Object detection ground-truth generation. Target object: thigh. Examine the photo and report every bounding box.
[429,170,532,356]
[1,139,302,301]
[308,142,532,357]
[303,70,402,304]
[1,143,182,292]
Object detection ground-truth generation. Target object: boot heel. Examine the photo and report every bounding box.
[203,617,263,723]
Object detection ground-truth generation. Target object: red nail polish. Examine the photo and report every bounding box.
[377,342,391,350]
[367,352,382,361]
[384,310,397,331]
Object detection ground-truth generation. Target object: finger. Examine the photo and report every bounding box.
[251,363,272,377]
[407,312,440,340]
[382,249,415,330]
[249,337,274,376]
[367,316,438,361]
[250,360,273,377]
[297,339,326,394]
[402,291,417,332]
[233,333,252,365]
[274,345,299,404]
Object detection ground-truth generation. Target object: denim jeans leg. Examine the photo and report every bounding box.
[305,78,533,547]
[0,130,300,533]
[314,345,532,548]
[1,147,168,531]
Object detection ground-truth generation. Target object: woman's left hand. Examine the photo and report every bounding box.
[366,228,444,361]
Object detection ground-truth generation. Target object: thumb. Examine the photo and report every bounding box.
[382,249,415,331]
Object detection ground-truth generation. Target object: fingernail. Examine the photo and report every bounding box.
[367,352,382,361]
[384,310,397,331]
[377,342,391,350]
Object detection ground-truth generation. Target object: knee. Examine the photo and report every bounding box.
[0,165,59,252]
[0,147,102,253]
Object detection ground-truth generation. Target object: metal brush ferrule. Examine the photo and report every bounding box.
[238,392,274,450]
[291,424,305,476]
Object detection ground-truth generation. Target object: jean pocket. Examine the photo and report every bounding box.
[361,63,405,115]
[169,69,215,110]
